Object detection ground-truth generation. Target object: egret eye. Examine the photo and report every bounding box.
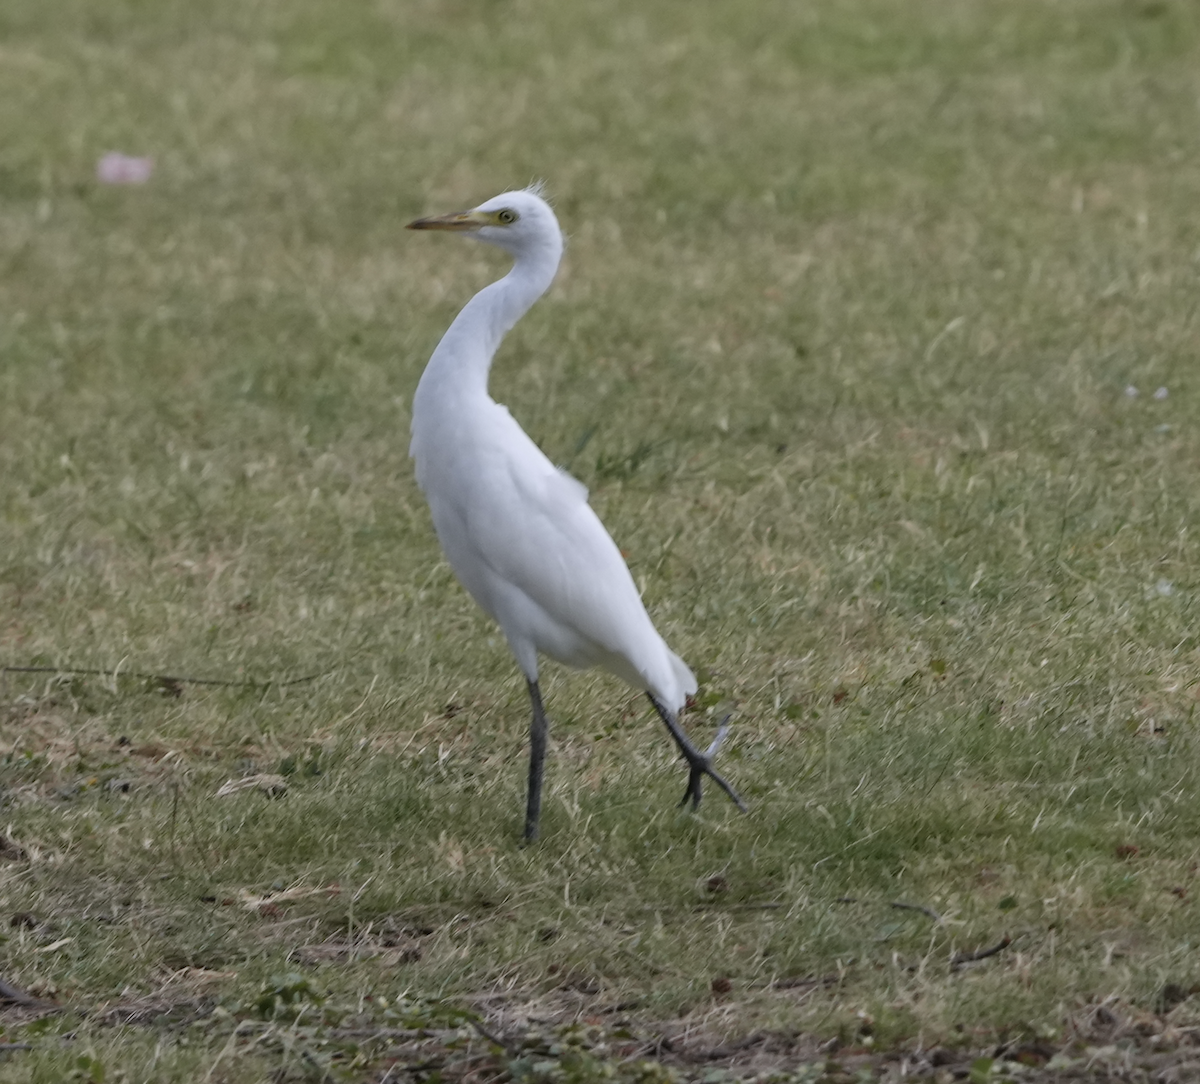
[496,209,518,224]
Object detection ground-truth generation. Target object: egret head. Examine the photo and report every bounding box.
[407,186,562,260]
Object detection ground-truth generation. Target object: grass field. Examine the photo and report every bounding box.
[4,0,1200,1079]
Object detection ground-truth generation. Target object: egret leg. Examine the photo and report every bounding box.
[525,679,549,842]
[647,695,747,813]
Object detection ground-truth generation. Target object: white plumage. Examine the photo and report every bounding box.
[408,187,744,840]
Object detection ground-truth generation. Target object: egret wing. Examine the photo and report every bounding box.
[461,425,654,662]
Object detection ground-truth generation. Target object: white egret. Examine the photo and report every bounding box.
[407,187,745,841]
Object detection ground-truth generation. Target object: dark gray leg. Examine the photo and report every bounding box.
[647,694,747,812]
[525,679,549,841]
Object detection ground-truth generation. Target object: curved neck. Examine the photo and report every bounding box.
[416,239,562,409]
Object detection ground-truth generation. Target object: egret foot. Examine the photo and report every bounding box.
[647,695,747,813]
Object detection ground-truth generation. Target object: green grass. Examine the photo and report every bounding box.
[4,0,1200,1078]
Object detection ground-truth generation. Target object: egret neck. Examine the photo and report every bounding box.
[413,232,562,415]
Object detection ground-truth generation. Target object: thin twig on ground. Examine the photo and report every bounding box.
[0,976,50,1008]
[685,1033,768,1061]
[951,936,1012,969]
[890,901,943,923]
[1,664,323,689]
[833,897,943,923]
[771,974,842,991]
[470,1019,517,1054]
[692,902,783,912]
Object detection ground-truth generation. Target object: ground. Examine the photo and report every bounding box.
[4,0,1200,1079]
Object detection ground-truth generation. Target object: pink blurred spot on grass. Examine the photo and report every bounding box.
[97,153,154,185]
